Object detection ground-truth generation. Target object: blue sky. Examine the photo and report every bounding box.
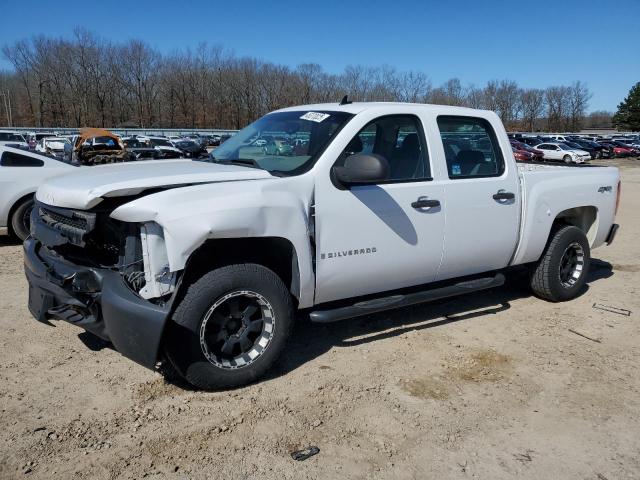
[1,0,638,112]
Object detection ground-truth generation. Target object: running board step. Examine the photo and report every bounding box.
[309,273,505,323]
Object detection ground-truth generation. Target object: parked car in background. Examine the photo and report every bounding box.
[27,132,57,149]
[35,137,70,159]
[568,139,611,159]
[73,128,130,165]
[510,140,544,161]
[616,138,640,151]
[122,137,160,160]
[148,136,184,159]
[611,140,640,156]
[0,145,75,240]
[511,146,534,162]
[519,136,544,147]
[201,134,221,147]
[186,134,208,148]
[562,140,599,160]
[535,142,591,163]
[263,138,293,156]
[174,139,209,158]
[0,130,29,149]
[598,140,635,157]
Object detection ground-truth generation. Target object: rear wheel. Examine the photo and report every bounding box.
[530,225,590,302]
[164,264,294,390]
[10,196,34,241]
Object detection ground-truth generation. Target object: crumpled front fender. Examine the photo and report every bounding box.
[110,178,316,308]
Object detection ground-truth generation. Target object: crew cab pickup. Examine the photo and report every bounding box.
[24,102,621,389]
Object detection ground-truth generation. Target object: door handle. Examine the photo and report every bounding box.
[412,198,440,209]
[492,190,515,201]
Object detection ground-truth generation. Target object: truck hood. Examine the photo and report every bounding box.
[36,159,274,210]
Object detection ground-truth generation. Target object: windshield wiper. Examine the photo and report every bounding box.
[210,157,264,170]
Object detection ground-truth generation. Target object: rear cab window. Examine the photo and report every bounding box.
[437,116,505,179]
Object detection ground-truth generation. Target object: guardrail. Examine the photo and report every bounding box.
[0,127,239,137]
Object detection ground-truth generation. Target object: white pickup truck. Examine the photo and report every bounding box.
[24,102,620,389]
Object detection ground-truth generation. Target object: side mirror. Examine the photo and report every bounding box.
[332,153,389,186]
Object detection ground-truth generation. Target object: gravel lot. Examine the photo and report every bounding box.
[1,160,639,480]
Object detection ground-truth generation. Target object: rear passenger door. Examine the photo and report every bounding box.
[435,115,520,281]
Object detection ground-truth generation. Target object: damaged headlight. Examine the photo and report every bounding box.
[133,222,176,300]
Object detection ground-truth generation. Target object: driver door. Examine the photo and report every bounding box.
[313,114,446,304]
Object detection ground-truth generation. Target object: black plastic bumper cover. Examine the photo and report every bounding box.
[23,238,169,369]
[606,223,619,245]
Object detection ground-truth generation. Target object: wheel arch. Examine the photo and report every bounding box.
[6,191,36,237]
[552,205,598,246]
[171,236,301,313]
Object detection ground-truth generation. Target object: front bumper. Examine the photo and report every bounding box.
[23,238,170,369]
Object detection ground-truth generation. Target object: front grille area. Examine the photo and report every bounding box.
[33,201,139,269]
[38,206,97,246]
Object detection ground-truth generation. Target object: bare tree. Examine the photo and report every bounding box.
[568,81,592,131]
[520,88,546,131]
[0,30,600,131]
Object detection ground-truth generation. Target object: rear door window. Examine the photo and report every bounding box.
[437,116,504,179]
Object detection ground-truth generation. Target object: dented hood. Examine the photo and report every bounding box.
[36,159,274,209]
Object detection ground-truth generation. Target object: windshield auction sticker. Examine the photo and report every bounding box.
[300,112,330,123]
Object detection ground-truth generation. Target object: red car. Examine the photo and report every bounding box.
[510,140,544,161]
[599,141,636,157]
[512,146,534,162]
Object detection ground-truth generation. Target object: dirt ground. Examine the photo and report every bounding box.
[1,160,639,480]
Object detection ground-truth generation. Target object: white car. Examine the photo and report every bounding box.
[535,142,591,163]
[26,102,620,389]
[0,130,29,149]
[0,146,75,240]
[35,137,71,158]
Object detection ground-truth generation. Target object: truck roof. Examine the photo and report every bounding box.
[276,101,494,116]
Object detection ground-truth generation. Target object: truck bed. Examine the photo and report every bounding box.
[512,162,620,265]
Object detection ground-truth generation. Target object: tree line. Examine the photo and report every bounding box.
[0,29,611,131]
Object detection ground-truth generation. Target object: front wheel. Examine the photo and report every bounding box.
[563,154,573,164]
[530,225,590,302]
[11,196,34,241]
[164,264,294,390]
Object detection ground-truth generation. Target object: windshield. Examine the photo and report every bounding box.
[209,110,353,175]
[44,138,69,147]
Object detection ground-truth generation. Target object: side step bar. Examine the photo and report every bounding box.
[309,273,505,323]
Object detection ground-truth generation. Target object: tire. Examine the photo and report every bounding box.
[10,196,34,241]
[164,264,294,390]
[530,225,590,302]
[563,154,573,164]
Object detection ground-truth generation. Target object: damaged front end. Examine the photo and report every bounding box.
[24,200,178,369]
